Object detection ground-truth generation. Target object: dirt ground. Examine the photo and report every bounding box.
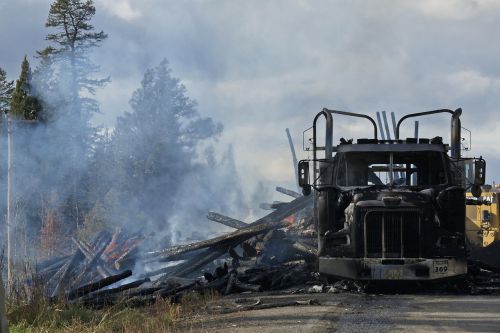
[176,292,500,333]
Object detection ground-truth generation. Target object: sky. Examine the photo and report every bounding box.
[1,0,500,197]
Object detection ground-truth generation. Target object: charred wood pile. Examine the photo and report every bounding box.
[35,187,322,308]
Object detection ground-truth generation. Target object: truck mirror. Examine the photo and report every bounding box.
[298,160,311,196]
[471,184,482,198]
[474,158,486,186]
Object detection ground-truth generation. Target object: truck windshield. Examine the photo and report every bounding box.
[333,151,448,189]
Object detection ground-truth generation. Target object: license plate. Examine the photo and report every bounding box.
[433,260,449,274]
[383,269,403,280]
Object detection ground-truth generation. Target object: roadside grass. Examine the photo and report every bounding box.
[7,289,218,333]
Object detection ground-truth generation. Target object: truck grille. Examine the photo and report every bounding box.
[364,210,421,258]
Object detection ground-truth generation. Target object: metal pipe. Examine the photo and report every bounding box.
[413,121,419,185]
[395,109,454,140]
[312,110,334,257]
[395,108,462,159]
[382,213,386,259]
[390,112,398,139]
[376,112,386,140]
[451,108,462,158]
[322,108,378,139]
[389,152,394,188]
[312,110,334,188]
[391,112,403,180]
[286,128,300,192]
[382,111,392,140]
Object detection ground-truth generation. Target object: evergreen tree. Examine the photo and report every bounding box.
[38,0,108,119]
[0,67,14,115]
[105,60,223,233]
[10,56,42,120]
[34,0,109,232]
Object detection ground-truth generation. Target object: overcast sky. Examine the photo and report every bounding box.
[1,0,500,195]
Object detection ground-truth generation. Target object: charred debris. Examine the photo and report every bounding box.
[33,184,500,309]
[35,187,319,308]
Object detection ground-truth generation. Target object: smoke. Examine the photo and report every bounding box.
[168,145,248,244]
[0,54,258,268]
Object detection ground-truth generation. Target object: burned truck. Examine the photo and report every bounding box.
[298,108,486,280]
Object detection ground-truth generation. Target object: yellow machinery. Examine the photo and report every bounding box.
[466,185,500,248]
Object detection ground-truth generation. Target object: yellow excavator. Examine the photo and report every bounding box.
[466,184,500,268]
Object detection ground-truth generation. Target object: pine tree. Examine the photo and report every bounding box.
[38,0,108,119]
[10,56,42,120]
[105,60,223,232]
[0,67,14,115]
[35,0,109,232]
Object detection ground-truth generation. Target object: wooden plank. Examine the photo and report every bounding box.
[207,212,248,229]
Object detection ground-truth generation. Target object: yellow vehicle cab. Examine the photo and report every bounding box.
[466,184,500,248]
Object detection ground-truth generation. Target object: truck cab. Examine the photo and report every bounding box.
[298,108,485,280]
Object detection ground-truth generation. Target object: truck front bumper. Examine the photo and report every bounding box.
[319,257,467,280]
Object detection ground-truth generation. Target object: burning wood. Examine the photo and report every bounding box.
[34,192,321,308]
[71,237,112,278]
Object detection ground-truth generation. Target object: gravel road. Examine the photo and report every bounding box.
[178,292,500,332]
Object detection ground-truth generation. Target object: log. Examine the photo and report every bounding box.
[48,231,113,297]
[164,276,197,288]
[260,201,291,210]
[155,280,198,298]
[77,278,150,302]
[38,257,68,274]
[72,237,112,278]
[105,281,199,309]
[49,252,84,298]
[73,237,110,271]
[292,241,317,258]
[259,203,275,211]
[66,270,132,300]
[207,212,247,229]
[114,246,139,270]
[123,285,163,298]
[276,186,302,199]
[170,247,227,278]
[37,255,70,273]
[155,248,204,263]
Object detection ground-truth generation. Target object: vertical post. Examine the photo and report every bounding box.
[390,112,398,140]
[382,111,398,182]
[376,112,387,182]
[6,115,13,288]
[285,128,300,192]
[376,112,386,140]
[381,111,392,140]
[413,121,419,185]
[390,112,403,180]
[451,108,462,159]
[381,212,386,259]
